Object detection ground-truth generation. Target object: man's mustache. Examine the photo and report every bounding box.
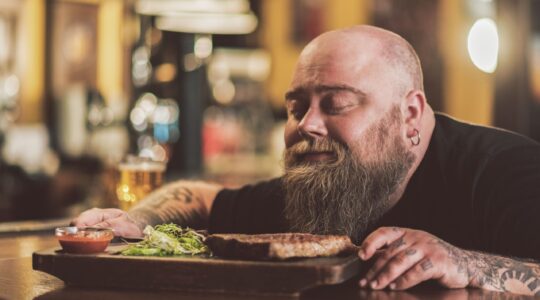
[285,138,348,167]
[287,138,344,156]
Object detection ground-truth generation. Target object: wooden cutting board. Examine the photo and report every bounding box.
[33,244,361,295]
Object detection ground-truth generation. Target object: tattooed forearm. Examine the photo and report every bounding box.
[465,251,540,296]
[127,181,222,230]
[432,237,540,296]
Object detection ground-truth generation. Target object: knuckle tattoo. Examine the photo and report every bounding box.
[390,237,406,250]
[405,248,417,256]
[420,259,434,271]
[394,255,406,265]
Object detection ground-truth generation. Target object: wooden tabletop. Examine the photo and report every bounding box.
[0,232,534,299]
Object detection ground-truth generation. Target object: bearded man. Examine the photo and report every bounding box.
[73,25,540,296]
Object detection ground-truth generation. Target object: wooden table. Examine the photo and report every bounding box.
[0,233,533,300]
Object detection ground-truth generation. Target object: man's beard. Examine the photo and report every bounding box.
[283,107,415,244]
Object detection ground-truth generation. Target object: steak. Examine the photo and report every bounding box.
[205,233,357,260]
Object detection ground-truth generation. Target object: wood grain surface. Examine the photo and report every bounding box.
[33,244,361,295]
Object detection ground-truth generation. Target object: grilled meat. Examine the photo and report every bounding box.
[206,233,356,260]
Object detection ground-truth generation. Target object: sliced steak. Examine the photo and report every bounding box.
[205,233,356,260]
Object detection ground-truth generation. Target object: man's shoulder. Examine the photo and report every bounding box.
[434,112,540,156]
[426,112,540,187]
[215,177,284,208]
[209,177,286,234]
[223,177,283,194]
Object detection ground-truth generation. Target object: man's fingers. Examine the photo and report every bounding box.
[359,227,406,260]
[71,208,125,227]
[71,207,143,238]
[94,216,143,238]
[101,208,126,220]
[364,236,412,281]
[370,247,424,289]
[94,218,124,236]
[70,208,100,226]
[390,258,436,290]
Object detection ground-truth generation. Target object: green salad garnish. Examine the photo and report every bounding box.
[120,223,210,257]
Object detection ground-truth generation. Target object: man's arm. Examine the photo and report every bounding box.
[71,181,223,237]
[128,180,223,229]
[358,227,540,296]
[465,249,540,295]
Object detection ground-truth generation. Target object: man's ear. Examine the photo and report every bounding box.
[402,90,426,138]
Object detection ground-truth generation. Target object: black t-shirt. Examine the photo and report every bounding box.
[209,113,540,259]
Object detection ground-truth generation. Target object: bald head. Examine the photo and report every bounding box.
[361,26,425,92]
[297,25,424,95]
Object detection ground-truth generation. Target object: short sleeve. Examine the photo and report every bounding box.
[208,178,287,234]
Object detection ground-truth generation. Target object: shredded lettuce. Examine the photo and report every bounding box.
[120,223,210,257]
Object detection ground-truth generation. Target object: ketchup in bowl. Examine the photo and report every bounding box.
[55,227,114,254]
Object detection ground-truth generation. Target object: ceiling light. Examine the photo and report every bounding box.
[467,18,499,73]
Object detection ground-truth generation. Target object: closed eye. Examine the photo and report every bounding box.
[324,104,357,115]
[320,93,361,115]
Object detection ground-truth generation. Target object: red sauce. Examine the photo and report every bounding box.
[58,235,112,254]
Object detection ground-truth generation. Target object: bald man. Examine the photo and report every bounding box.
[73,26,540,296]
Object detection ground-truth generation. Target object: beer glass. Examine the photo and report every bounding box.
[115,156,166,211]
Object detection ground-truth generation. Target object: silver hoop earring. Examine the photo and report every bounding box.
[410,129,421,146]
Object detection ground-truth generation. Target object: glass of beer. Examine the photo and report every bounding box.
[115,156,166,211]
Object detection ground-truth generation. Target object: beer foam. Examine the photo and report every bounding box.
[118,162,166,172]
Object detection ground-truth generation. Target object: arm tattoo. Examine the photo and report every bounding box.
[431,238,540,296]
[127,181,220,230]
[466,251,540,296]
[431,239,469,274]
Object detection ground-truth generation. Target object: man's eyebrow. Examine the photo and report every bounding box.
[284,89,306,101]
[314,84,366,96]
[284,85,366,101]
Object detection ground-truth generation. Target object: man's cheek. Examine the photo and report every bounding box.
[284,123,302,148]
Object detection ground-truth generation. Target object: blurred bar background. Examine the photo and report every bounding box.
[0,0,539,223]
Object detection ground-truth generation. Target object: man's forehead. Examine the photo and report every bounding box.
[293,40,389,85]
[288,52,387,97]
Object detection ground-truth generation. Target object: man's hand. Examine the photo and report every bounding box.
[358,227,470,290]
[358,227,540,296]
[69,181,221,239]
[70,208,144,238]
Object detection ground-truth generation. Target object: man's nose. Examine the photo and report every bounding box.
[297,108,327,139]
